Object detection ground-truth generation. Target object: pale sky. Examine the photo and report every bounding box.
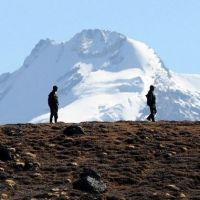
[0,0,200,74]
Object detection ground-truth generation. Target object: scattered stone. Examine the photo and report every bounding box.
[66,178,72,183]
[0,171,9,180]
[167,184,180,191]
[163,152,173,159]
[73,168,107,193]
[5,179,16,188]
[180,147,188,152]
[48,192,59,198]
[1,193,8,200]
[71,162,78,167]
[15,160,26,169]
[127,145,135,150]
[2,127,23,136]
[106,196,125,200]
[51,187,60,192]
[24,161,40,171]
[8,148,16,153]
[158,144,165,149]
[153,192,157,195]
[0,145,13,161]
[165,192,175,198]
[0,167,5,171]
[48,143,56,148]
[25,152,37,159]
[63,125,85,136]
[171,151,177,155]
[32,173,42,178]
[180,192,186,198]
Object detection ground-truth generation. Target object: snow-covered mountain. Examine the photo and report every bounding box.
[0,29,199,124]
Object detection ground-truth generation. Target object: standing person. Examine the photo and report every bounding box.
[48,85,59,123]
[146,85,157,122]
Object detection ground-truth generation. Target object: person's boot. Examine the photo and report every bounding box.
[146,115,151,121]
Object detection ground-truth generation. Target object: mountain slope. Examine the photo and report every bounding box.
[0,121,200,199]
[0,29,199,123]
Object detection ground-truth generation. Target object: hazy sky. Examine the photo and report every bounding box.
[0,0,200,74]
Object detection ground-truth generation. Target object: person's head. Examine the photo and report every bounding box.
[53,85,58,92]
[150,85,155,91]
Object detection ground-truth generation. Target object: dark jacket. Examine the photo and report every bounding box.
[48,91,59,108]
[146,90,156,106]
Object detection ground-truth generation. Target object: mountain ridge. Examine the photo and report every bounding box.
[0,29,199,123]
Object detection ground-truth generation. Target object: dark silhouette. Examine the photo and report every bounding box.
[48,85,59,123]
[146,85,157,122]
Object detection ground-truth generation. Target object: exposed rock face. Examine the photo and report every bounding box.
[0,121,199,199]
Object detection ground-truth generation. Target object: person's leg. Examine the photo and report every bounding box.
[53,106,58,123]
[150,106,156,122]
[50,107,53,123]
[150,106,154,121]
[147,106,152,121]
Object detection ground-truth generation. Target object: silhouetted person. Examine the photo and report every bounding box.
[146,85,157,122]
[48,85,59,123]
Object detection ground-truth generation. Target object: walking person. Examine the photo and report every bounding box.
[146,85,157,122]
[48,85,59,123]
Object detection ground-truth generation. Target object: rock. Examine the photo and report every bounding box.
[66,178,72,183]
[180,147,188,152]
[0,145,13,161]
[32,173,42,178]
[71,162,78,167]
[51,187,60,192]
[48,143,56,148]
[0,167,5,171]
[63,125,85,136]
[8,148,16,153]
[80,168,101,180]
[165,192,175,198]
[15,160,26,170]
[0,171,9,180]
[158,144,165,149]
[24,161,40,171]
[180,192,186,198]
[171,151,177,155]
[5,179,16,188]
[3,127,23,136]
[126,145,135,150]
[73,168,107,193]
[1,193,8,200]
[106,196,125,200]
[167,184,180,191]
[163,152,173,159]
[25,152,37,159]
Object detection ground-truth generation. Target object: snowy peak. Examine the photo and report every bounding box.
[0,29,200,123]
[70,29,126,57]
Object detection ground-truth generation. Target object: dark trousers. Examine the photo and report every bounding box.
[50,106,58,123]
[147,105,157,122]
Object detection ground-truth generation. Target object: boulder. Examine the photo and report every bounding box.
[63,125,85,136]
[0,145,13,161]
[73,168,107,193]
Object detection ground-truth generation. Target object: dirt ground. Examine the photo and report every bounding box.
[0,121,199,200]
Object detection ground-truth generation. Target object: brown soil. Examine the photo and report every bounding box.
[0,121,200,200]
